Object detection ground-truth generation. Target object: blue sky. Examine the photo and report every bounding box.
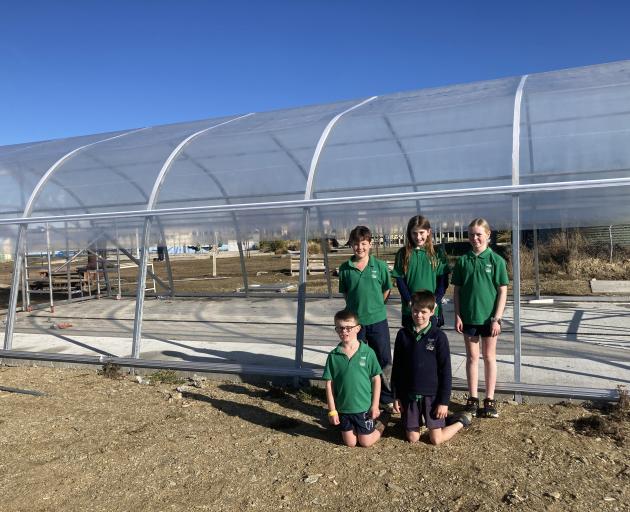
[2,0,630,146]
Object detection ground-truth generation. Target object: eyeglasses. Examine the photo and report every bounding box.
[335,325,358,333]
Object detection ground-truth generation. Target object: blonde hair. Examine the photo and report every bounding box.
[468,218,491,234]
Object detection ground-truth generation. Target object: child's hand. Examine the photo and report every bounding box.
[368,406,380,420]
[491,321,501,337]
[455,316,463,334]
[434,404,448,419]
[328,414,340,426]
[393,399,401,414]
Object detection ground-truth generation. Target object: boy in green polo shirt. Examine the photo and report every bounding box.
[338,225,394,410]
[452,218,509,419]
[323,309,389,447]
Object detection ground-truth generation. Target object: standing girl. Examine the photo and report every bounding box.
[452,218,508,418]
[392,215,450,331]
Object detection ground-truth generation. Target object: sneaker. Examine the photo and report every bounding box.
[465,396,480,417]
[447,411,473,428]
[482,398,499,418]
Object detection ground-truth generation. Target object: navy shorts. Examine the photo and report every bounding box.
[339,411,375,435]
[401,395,445,430]
[462,323,493,338]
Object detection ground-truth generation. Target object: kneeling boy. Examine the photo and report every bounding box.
[323,309,389,447]
[392,290,471,445]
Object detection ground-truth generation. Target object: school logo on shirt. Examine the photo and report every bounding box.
[426,338,435,351]
[485,263,493,273]
[359,355,367,367]
[371,269,378,279]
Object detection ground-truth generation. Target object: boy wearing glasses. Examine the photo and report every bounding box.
[323,309,390,447]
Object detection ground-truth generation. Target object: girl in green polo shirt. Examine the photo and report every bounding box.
[452,218,509,419]
[392,215,450,331]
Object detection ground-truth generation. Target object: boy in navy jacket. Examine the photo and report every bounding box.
[392,290,471,445]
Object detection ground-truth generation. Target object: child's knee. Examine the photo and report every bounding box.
[342,437,357,447]
[406,430,420,443]
[482,350,496,363]
[341,431,357,447]
[466,352,479,363]
[429,429,443,445]
[358,435,377,448]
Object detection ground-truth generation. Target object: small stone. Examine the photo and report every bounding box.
[525,438,533,444]
[503,487,526,504]
[377,470,387,477]
[303,474,322,484]
[603,497,616,502]
[386,482,404,494]
[506,400,519,406]
[544,491,561,500]
[191,375,206,388]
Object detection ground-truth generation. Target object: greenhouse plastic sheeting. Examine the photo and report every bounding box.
[1,60,630,250]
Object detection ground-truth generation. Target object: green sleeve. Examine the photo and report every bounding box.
[368,348,382,378]
[380,260,392,291]
[322,354,333,381]
[494,256,509,286]
[391,248,405,278]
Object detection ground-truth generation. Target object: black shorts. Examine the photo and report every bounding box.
[462,323,493,338]
[339,411,375,435]
[401,395,445,430]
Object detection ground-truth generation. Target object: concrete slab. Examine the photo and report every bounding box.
[2,296,629,394]
[590,279,630,294]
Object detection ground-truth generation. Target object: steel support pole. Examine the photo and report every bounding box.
[4,225,26,350]
[131,216,152,359]
[237,240,249,297]
[45,224,54,313]
[320,237,333,299]
[294,208,310,370]
[65,222,72,301]
[533,226,541,299]
[512,198,522,386]
[116,243,121,300]
[20,252,27,312]
[511,75,528,398]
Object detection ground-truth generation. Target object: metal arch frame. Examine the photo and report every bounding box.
[131,114,254,359]
[295,96,378,368]
[512,75,529,392]
[3,128,147,350]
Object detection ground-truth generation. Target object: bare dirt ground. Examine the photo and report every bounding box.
[1,366,628,512]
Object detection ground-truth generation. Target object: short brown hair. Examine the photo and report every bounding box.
[410,290,436,311]
[348,225,372,245]
[334,309,359,324]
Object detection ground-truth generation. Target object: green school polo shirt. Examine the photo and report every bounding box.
[322,341,382,414]
[338,255,392,326]
[391,246,449,316]
[451,248,509,325]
